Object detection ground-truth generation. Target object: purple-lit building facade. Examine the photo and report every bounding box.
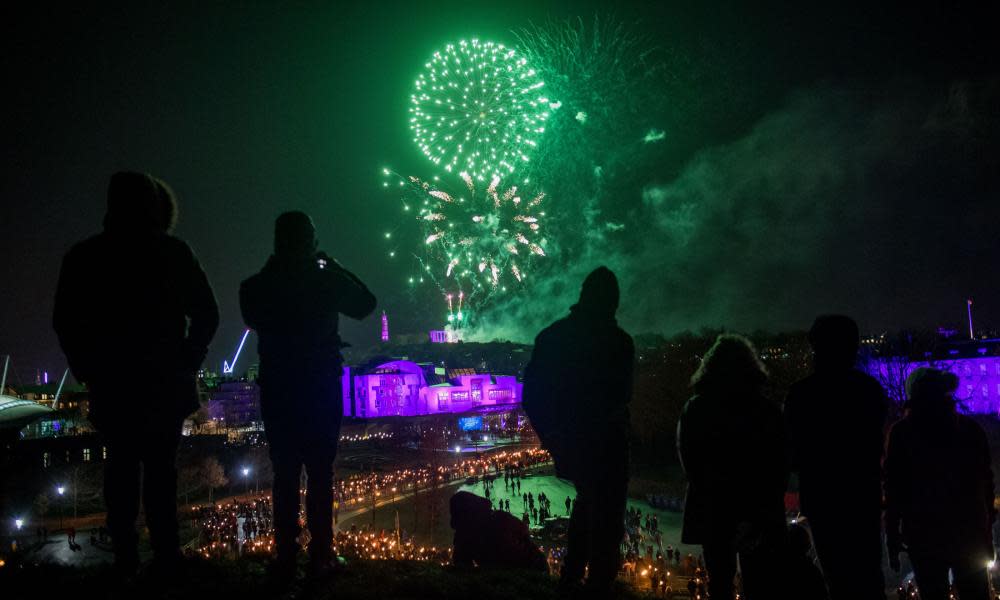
[341,360,522,419]
[868,339,1000,415]
[208,381,261,428]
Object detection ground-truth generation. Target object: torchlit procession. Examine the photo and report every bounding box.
[189,449,552,561]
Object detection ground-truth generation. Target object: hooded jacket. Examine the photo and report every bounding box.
[54,230,218,424]
[522,267,634,482]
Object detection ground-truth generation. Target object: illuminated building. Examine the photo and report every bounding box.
[342,360,521,418]
[868,339,1000,415]
[208,381,261,429]
[429,326,463,343]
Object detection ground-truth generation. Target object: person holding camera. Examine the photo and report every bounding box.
[240,211,376,582]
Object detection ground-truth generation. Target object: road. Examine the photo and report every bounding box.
[24,531,114,567]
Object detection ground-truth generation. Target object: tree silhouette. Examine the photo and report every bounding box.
[200,456,228,504]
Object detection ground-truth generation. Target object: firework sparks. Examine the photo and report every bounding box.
[383,167,548,309]
[409,39,552,182]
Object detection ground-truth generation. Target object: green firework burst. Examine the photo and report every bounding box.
[409,39,552,182]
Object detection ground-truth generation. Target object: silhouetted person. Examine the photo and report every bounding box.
[53,172,219,574]
[240,211,375,579]
[885,368,995,600]
[450,491,547,570]
[785,315,888,600]
[677,334,788,600]
[523,266,634,597]
[785,523,829,600]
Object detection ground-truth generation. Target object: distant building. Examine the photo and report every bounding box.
[429,326,463,343]
[868,339,1000,415]
[197,368,221,389]
[342,360,521,418]
[11,383,91,438]
[208,381,261,430]
[0,395,53,434]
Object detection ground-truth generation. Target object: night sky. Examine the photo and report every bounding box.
[2,1,998,381]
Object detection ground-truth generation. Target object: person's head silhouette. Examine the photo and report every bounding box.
[274,211,318,258]
[905,367,959,417]
[573,266,620,318]
[103,171,163,233]
[808,314,860,371]
[691,333,768,394]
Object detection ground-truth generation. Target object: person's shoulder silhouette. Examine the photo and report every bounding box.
[786,314,887,439]
[55,171,218,396]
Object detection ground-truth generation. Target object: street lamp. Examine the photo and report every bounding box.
[242,467,250,495]
[15,518,23,531]
[57,486,66,529]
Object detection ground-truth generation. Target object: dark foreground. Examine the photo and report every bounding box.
[0,558,651,600]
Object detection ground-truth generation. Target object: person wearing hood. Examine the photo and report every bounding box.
[53,171,219,575]
[677,334,788,600]
[885,368,995,600]
[523,266,635,597]
[240,211,375,581]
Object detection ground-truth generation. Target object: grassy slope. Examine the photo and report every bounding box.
[1,558,651,600]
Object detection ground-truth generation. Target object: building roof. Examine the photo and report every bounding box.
[0,395,53,430]
[447,368,477,378]
[936,339,1000,359]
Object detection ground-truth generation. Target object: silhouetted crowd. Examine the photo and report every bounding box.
[51,173,996,600]
[675,321,996,600]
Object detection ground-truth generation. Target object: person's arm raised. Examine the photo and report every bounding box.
[319,252,376,320]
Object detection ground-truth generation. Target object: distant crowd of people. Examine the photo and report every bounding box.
[645,494,684,512]
[51,172,996,600]
[332,447,549,523]
[193,497,274,557]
